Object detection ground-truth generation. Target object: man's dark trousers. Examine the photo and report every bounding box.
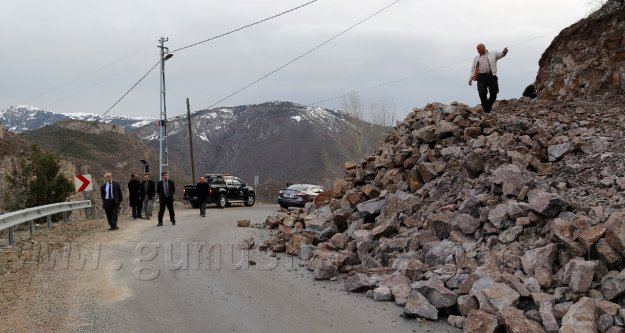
[158,197,175,224]
[103,200,119,229]
[477,73,499,113]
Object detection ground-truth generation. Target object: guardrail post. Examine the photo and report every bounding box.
[8,227,14,245]
[0,200,92,245]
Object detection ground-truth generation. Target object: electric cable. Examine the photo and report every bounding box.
[191,0,403,118]
[171,0,319,54]
[58,60,161,154]
[310,30,561,107]
[15,42,154,107]
[21,1,321,153]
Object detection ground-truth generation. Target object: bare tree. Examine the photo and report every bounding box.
[341,92,368,156]
[340,91,364,120]
[340,93,398,156]
[368,97,397,128]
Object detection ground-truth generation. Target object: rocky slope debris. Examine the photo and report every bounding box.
[262,95,625,332]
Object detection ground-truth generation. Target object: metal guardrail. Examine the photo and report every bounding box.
[0,200,92,245]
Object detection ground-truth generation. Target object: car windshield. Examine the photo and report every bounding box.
[205,175,225,184]
[287,184,310,191]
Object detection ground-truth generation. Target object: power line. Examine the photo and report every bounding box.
[28,1,321,154]
[58,60,161,154]
[16,42,154,107]
[44,63,147,110]
[196,0,403,114]
[171,0,319,54]
[310,58,469,106]
[154,0,402,140]
[310,30,561,107]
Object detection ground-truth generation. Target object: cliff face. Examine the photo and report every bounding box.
[536,3,625,98]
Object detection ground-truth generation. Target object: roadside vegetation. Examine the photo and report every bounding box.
[1,144,74,213]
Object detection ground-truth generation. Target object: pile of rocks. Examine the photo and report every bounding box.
[262,95,625,332]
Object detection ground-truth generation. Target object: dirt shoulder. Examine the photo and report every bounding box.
[0,216,144,333]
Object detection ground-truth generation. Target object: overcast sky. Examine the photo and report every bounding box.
[2,0,596,122]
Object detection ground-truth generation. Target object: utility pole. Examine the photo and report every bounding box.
[158,37,173,181]
[186,97,196,184]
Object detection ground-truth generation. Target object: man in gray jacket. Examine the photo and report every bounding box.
[469,43,508,113]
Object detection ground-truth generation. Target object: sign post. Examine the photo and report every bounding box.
[74,174,93,192]
[75,174,93,219]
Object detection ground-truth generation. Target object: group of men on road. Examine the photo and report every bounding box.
[100,171,176,230]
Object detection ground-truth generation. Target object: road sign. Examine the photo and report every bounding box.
[74,174,93,192]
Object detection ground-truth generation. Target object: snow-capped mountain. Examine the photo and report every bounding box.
[133,101,387,186]
[0,105,155,133]
[5,101,388,189]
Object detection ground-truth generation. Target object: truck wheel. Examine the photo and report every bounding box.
[217,194,227,208]
[244,194,255,207]
[190,202,199,209]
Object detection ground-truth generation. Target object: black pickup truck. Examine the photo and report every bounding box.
[182,174,255,208]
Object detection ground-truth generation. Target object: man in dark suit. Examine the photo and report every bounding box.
[128,173,144,219]
[141,174,156,219]
[100,172,123,230]
[196,176,209,217]
[156,171,176,226]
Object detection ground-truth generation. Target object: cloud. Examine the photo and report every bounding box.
[2,0,592,121]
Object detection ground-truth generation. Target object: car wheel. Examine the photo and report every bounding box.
[190,202,199,209]
[217,194,227,208]
[244,194,255,207]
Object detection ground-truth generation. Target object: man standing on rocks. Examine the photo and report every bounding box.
[469,43,508,113]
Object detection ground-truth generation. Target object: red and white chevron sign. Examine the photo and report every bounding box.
[74,174,93,192]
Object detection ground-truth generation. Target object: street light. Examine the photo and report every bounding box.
[139,159,149,174]
[158,37,173,181]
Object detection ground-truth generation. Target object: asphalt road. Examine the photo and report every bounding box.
[67,204,459,333]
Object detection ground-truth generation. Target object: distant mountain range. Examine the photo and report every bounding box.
[2,102,388,197]
[133,101,387,187]
[0,105,155,133]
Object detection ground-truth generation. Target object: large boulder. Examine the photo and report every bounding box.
[403,290,439,320]
[412,277,457,309]
[528,189,569,217]
[562,258,597,293]
[463,310,501,333]
[605,212,625,256]
[560,297,597,333]
[499,307,547,333]
[520,244,557,278]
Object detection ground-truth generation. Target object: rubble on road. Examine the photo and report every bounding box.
[262,94,625,331]
[260,4,625,331]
